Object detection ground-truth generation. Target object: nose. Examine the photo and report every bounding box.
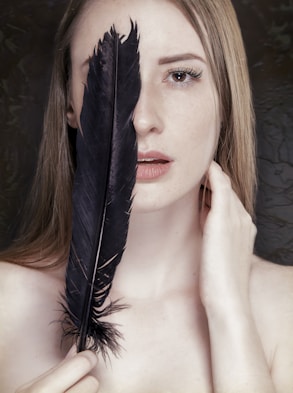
[133,84,163,137]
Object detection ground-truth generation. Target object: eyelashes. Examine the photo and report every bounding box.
[164,67,203,87]
[80,63,203,92]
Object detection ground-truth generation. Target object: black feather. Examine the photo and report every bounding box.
[62,22,140,357]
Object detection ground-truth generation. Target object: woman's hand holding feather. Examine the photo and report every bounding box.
[15,349,99,393]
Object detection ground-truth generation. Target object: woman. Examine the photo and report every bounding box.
[1,0,293,392]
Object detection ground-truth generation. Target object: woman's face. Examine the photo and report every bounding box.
[68,0,221,213]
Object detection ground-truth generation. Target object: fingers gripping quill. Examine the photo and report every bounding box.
[15,351,99,393]
[61,22,141,358]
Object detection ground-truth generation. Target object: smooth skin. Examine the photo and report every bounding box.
[1,0,293,392]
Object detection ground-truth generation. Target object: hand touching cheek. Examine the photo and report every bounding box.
[200,161,257,313]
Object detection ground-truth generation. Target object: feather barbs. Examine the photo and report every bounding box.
[62,22,140,358]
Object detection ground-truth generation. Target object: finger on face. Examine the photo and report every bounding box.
[207,161,230,191]
[207,161,255,228]
[207,161,248,216]
[205,161,231,210]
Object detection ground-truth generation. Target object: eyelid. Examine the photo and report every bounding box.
[163,66,203,86]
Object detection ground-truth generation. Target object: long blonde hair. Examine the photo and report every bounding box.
[173,0,256,211]
[1,0,256,267]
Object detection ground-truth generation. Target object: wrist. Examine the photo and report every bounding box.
[201,281,251,319]
[204,295,275,393]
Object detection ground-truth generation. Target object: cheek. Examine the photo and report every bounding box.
[176,100,220,182]
[195,91,220,144]
[176,96,220,155]
[190,114,219,152]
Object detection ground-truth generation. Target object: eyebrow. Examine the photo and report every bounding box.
[158,53,206,65]
[80,52,206,69]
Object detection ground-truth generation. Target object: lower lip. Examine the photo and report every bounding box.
[136,162,172,181]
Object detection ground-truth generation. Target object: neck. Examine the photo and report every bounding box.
[111,190,202,300]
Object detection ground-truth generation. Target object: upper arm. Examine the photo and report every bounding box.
[268,266,293,393]
[0,261,65,392]
[269,266,293,393]
[250,259,293,393]
[272,336,293,393]
[0,262,23,391]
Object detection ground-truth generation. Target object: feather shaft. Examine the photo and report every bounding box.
[63,22,140,357]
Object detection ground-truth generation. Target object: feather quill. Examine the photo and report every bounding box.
[62,22,140,357]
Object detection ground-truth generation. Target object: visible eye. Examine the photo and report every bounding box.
[171,71,188,82]
[164,67,203,86]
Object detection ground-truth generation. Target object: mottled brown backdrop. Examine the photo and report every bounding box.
[0,1,292,264]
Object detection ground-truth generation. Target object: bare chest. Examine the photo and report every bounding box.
[93,300,213,393]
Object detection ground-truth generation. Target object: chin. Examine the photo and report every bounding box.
[131,187,199,215]
[131,197,166,214]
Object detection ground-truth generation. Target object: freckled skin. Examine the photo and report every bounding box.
[68,0,221,214]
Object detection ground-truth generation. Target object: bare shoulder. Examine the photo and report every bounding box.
[250,255,293,311]
[0,259,65,344]
[250,255,293,389]
[0,259,66,330]
[0,260,63,307]
[0,261,43,312]
[0,261,67,391]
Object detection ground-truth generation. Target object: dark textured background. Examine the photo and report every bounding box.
[0,1,292,264]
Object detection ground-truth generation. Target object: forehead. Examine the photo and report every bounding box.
[70,0,207,63]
